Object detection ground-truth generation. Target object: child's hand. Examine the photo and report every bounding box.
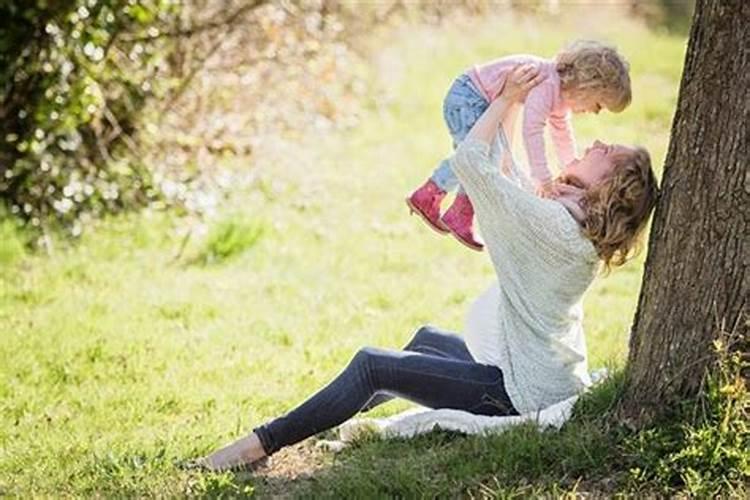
[554,183,585,198]
[535,180,559,199]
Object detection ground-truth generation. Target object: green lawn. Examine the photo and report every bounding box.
[0,8,687,497]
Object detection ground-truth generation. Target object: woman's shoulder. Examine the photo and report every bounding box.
[551,204,599,261]
[526,200,599,262]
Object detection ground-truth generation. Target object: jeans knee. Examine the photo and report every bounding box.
[408,325,437,348]
[351,346,381,369]
[350,346,388,390]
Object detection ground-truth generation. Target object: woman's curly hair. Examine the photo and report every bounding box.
[556,39,632,113]
[580,147,659,269]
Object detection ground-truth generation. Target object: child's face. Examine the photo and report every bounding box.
[566,91,604,114]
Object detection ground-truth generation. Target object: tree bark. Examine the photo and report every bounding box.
[621,0,749,424]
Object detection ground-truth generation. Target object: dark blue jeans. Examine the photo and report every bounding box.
[253,325,518,455]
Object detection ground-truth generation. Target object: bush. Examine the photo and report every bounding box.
[0,0,180,235]
[1,1,501,242]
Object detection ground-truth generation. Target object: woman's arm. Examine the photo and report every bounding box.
[502,103,521,145]
[500,103,521,176]
[465,95,517,147]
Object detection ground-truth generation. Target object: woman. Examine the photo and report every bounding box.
[195,65,659,471]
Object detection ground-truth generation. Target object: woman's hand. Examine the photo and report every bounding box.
[541,180,585,200]
[503,64,545,103]
[465,65,544,146]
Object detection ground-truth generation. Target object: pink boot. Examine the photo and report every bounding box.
[441,193,484,251]
[406,179,449,234]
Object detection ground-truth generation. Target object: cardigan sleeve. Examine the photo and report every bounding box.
[452,136,558,235]
[451,135,581,279]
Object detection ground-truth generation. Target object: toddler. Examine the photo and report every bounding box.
[406,40,632,251]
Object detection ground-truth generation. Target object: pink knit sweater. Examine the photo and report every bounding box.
[467,55,577,184]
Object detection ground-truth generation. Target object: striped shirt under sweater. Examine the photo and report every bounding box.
[451,134,600,414]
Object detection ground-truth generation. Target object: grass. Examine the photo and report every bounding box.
[0,217,26,266]
[0,7,691,497]
[295,373,630,498]
[192,217,267,266]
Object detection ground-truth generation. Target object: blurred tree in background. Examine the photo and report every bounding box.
[0,0,182,235]
[630,0,696,33]
[1,0,690,242]
[1,0,480,240]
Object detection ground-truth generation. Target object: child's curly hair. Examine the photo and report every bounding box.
[556,40,632,113]
[580,147,659,269]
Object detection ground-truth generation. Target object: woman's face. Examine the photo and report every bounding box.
[562,140,635,188]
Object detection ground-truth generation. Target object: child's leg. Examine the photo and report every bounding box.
[430,75,490,192]
[436,77,492,250]
[408,76,489,235]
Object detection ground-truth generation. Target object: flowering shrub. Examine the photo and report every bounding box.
[0,0,182,235]
[0,1,491,239]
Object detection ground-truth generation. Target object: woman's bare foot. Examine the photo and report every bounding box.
[200,432,267,472]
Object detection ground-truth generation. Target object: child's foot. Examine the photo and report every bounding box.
[406,179,449,234]
[441,193,484,251]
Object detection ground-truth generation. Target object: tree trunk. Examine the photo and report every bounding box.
[620,0,749,424]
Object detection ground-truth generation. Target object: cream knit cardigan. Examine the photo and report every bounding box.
[455,132,600,415]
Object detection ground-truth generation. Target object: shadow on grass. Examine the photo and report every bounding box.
[188,373,629,498]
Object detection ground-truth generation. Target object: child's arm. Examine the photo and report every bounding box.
[548,110,577,168]
[521,84,555,187]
